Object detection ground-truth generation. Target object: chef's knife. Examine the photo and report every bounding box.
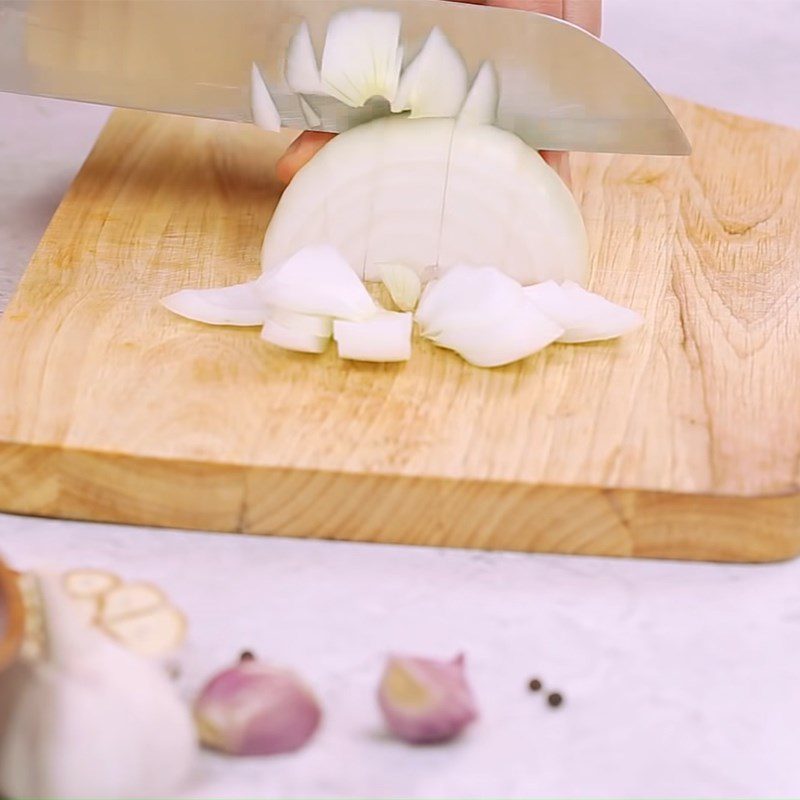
[0,0,690,155]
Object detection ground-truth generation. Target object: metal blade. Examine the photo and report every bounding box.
[0,0,690,155]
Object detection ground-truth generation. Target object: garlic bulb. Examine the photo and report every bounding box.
[378,653,478,744]
[194,654,322,756]
[0,574,196,800]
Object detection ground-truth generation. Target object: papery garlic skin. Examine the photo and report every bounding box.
[194,658,322,756]
[0,574,196,800]
[378,654,478,744]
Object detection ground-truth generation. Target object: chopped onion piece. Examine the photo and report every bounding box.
[459,62,498,126]
[379,263,422,312]
[299,95,322,129]
[261,320,329,354]
[524,280,644,343]
[320,9,402,107]
[285,21,324,94]
[161,281,266,326]
[257,245,377,321]
[266,306,332,337]
[334,312,412,362]
[392,27,468,118]
[250,63,281,132]
[417,265,563,368]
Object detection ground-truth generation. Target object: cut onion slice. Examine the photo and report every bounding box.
[257,245,377,321]
[524,280,644,343]
[459,62,499,126]
[334,312,412,362]
[250,63,281,132]
[285,21,324,94]
[161,281,266,326]
[63,569,120,599]
[392,27,468,118]
[261,320,330,354]
[380,263,422,312]
[417,265,563,368]
[320,8,403,107]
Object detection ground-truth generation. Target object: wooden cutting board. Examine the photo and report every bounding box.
[1,97,799,562]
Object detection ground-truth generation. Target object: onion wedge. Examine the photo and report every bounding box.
[524,280,644,343]
[285,21,324,95]
[250,63,281,132]
[459,62,499,126]
[334,312,412,362]
[379,263,422,312]
[261,320,330,354]
[161,281,266,327]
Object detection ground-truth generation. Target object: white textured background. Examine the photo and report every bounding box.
[2,2,800,797]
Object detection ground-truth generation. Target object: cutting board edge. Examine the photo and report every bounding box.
[2,440,798,563]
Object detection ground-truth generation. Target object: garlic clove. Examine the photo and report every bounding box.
[458,62,499,126]
[261,319,330,354]
[524,280,644,343]
[194,656,322,756]
[379,263,423,312]
[285,21,324,95]
[257,245,377,321]
[161,281,267,327]
[320,8,403,107]
[250,63,281,132]
[392,27,469,119]
[333,311,413,362]
[378,653,478,744]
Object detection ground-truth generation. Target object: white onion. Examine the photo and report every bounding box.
[392,28,468,119]
[298,95,322,129]
[320,9,403,107]
[261,320,329,354]
[285,21,324,95]
[257,245,376,321]
[458,62,498,126]
[250,63,281,132]
[524,280,644,343]
[334,312,412,362]
[161,281,266,326]
[379,263,422,312]
[265,306,333,337]
[261,116,588,286]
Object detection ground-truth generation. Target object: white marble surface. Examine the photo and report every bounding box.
[2,1,800,797]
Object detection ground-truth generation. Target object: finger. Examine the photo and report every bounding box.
[563,0,602,36]
[275,131,336,185]
[541,151,571,187]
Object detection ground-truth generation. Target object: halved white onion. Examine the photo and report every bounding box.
[459,62,499,126]
[257,245,377,321]
[320,9,403,107]
[379,263,422,312]
[392,27,468,119]
[261,320,330,354]
[260,116,588,286]
[250,63,281,132]
[524,280,644,343]
[333,311,412,362]
[285,21,324,95]
[161,281,266,326]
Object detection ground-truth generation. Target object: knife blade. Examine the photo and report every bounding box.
[0,0,690,155]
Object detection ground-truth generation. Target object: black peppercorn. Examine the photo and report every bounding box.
[547,692,564,708]
[528,678,543,692]
[239,650,256,662]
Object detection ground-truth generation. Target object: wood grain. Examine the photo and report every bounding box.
[1,98,799,562]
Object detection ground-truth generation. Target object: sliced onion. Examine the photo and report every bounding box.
[250,63,281,132]
[524,281,644,343]
[161,281,266,326]
[320,9,402,107]
[265,306,332,337]
[333,312,412,362]
[299,95,322,129]
[416,265,563,368]
[261,320,329,354]
[392,27,468,119]
[379,263,422,312]
[257,245,377,321]
[285,21,324,95]
[458,62,498,126]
